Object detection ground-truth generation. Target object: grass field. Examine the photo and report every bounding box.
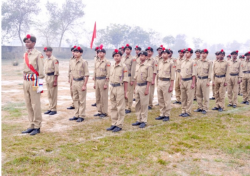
[2,96,250,176]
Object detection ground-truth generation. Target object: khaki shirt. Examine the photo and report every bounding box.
[135,62,153,83]
[145,57,157,74]
[228,59,242,78]
[157,59,176,80]
[71,58,89,79]
[154,55,162,64]
[23,48,44,79]
[180,59,197,79]
[212,60,230,82]
[44,55,59,76]
[134,55,140,64]
[121,55,136,81]
[175,57,185,71]
[94,57,111,79]
[197,59,213,82]
[241,59,250,78]
[110,62,129,84]
[94,56,99,62]
[68,57,74,80]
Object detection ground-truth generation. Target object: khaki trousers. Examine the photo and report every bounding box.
[70,79,74,107]
[175,72,181,102]
[110,85,125,128]
[95,79,109,115]
[194,79,197,99]
[242,77,250,102]
[180,80,194,115]
[23,80,42,129]
[157,80,172,117]
[149,84,155,108]
[196,79,210,111]
[227,75,239,105]
[212,84,216,98]
[72,80,87,118]
[238,82,242,95]
[45,75,58,111]
[135,85,149,123]
[125,80,133,110]
[214,77,227,109]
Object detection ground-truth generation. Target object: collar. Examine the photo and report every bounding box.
[27,48,35,54]
[99,57,106,62]
[201,58,207,62]
[140,61,146,66]
[114,62,122,67]
[163,59,170,63]
[126,55,132,59]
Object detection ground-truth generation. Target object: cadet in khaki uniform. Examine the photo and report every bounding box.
[155,45,164,87]
[210,52,220,100]
[179,48,197,117]
[106,49,129,132]
[155,49,175,121]
[227,55,231,61]
[93,46,111,118]
[69,46,89,122]
[145,46,157,110]
[227,50,242,108]
[67,46,76,110]
[43,47,59,116]
[173,49,185,104]
[194,49,212,114]
[22,34,44,136]
[241,51,250,105]
[212,50,230,112]
[132,51,153,128]
[122,44,136,114]
[193,49,201,101]
[91,46,100,107]
[119,46,125,56]
[238,55,245,96]
[134,45,142,64]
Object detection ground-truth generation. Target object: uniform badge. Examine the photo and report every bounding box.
[40,55,44,58]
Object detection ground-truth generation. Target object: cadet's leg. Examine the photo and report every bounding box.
[116,86,125,128]
[29,82,42,129]
[215,79,220,108]
[212,84,215,98]
[127,83,133,111]
[247,78,250,101]
[186,80,195,115]
[23,80,35,129]
[46,77,52,111]
[78,81,87,118]
[110,87,118,126]
[227,77,233,105]
[140,86,149,123]
[203,80,210,111]
[100,79,109,115]
[51,76,58,111]
[95,80,101,113]
[175,73,181,102]
[73,81,79,117]
[149,84,155,108]
[233,77,238,106]
[194,78,197,100]
[135,86,141,122]
[157,81,164,116]
[219,80,226,109]
[180,81,187,113]
[163,81,171,117]
[70,80,74,107]
[196,79,203,109]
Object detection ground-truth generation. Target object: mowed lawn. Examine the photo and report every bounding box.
[2,96,250,176]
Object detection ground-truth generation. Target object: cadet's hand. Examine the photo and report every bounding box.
[53,81,57,87]
[130,81,134,86]
[93,85,96,89]
[191,83,195,89]
[168,86,173,92]
[212,82,215,86]
[206,83,210,87]
[151,80,155,85]
[144,89,149,95]
[125,93,128,99]
[104,84,108,89]
[68,80,70,83]
[82,85,86,91]
[238,80,242,84]
[224,83,227,87]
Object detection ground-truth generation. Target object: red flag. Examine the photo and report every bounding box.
[90,22,96,49]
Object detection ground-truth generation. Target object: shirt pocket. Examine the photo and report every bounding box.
[99,63,106,72]
[233,66,239,72]
[203,65,208,74]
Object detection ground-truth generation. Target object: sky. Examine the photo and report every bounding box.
[6,0,250,47]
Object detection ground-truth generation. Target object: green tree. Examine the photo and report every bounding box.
[46,0,85,50]
[2,0,40,48]
[162,35,175,48]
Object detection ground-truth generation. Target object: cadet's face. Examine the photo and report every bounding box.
[179,52,184,57]
[157,49,162,55]
[147,50,153,57]
[216,55,220,60]
[125,48,131,55]
[162,52,169,59]
[25,39,35,49]
[140,54,146,62]
[220,54,225,60]
[185,51,192,58]
[232,54,237,60]
[72,51,74,56]
[201,53,208,59]
[135,49,140,55]
[196,52,201,58]
[119,49,124,54]
[99,52,105,58]
[45,51,52,57]
[114,54,121,62]
[227,57,231,60]
[246,55,250,60]
[74,51,82,58]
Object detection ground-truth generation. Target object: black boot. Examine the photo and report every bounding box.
[132,121,141,126]
[44,110,51,114]
[67,106,75,110]
[162,116,170,121]
[107,126,116,131]
[22,128,34,134]
[49,111,57,115]
[76,117,84,122]
[69,116,78,121]
[30,128,40,135]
